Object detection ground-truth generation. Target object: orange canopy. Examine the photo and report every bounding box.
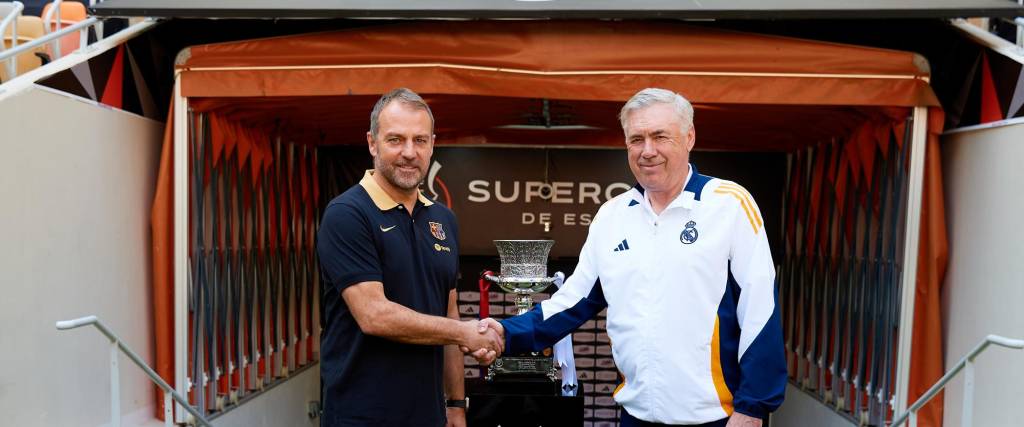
[175,21,939,150]
[178,20,936,105]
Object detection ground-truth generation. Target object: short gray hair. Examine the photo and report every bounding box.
[618,88,694,134]
[369,88,435,138]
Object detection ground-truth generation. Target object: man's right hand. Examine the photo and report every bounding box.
[461,318,505,366]
[459,319,503,363]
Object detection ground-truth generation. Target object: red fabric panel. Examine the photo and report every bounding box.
[822,140,840,255]
[100,45,124,109]
[150,98,175,420]
[247,125,264,185]
[834,153,850,237]
[856,124,877,192]
[875,122,891,160]
[908,108,949,427]
[785,151,802,248]
[843,138,862,241]
[236,120,252,170]
[220,115,237,158]
[980,54,1004,123]
[805,144,826,259]
[893,121,907,150]
[312,151,320,205]
[268,160,278,249]
[300,147,310,204]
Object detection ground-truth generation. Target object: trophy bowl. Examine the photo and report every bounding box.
[484,239,560,381]
[485,240,556,312]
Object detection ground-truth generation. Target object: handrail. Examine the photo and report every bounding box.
[0,16,96,61]
[0,2,23,44]
[56,315,213,427]
[890,334,1024,427]
[0,1,24,78]
[42,0,63,58]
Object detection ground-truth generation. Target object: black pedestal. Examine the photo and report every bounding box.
[466,378,583,427]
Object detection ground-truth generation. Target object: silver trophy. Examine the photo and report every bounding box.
[484,240,561,381]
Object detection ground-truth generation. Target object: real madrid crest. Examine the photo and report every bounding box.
[428,221,446,241]
[680,220,698,244]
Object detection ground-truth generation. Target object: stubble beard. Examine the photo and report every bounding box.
[375,156,424,191]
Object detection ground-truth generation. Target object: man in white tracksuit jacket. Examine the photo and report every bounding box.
[478,88,786,427]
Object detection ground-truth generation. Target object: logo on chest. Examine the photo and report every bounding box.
[680,221,699,244]
[428,221,447,241]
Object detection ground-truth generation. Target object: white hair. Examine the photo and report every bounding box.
[618,88,694,134]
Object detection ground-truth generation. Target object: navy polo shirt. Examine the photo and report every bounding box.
[317,170,459,427]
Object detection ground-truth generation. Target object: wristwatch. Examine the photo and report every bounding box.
[445,397,469,410]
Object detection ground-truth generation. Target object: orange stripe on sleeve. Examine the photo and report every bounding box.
[711,315,735,416]
[718,184,763,229]
[613,370,627,397]
[714,188,760,233]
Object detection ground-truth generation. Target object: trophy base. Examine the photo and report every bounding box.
[466,378,583,425]
[485,355,558,382]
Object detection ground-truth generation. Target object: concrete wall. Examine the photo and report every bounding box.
[0,85,323,427]
[211,365,320,427]
[940,122,1024,427]
[771,385,855,427]
[0,86,163,426]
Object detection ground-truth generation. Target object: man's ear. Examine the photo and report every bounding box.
[366,131,378,157]
[685,125,696,152]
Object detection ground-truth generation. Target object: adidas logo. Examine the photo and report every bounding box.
[612,239,630,252]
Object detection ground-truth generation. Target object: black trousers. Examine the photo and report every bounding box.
[621,410,728,427]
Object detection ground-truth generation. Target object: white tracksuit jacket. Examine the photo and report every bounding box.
[501,164,786,424]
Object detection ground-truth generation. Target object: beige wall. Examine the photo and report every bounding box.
[940,122,1024,427]
[0,86,163,426]
[0,85,323,427]
[210,365,320,427]
[771,384,855,427]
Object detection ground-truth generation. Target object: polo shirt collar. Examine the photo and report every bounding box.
[359,169,435,211]
[676,163,698,210]
[633,163,697,213]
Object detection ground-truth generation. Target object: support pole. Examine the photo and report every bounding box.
[892,106,929,417]
[962,359,975,427]
[110,339,120,427]
[163,392,173,427]
[173,74,190,424]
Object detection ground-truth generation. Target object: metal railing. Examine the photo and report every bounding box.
[0,1,24,78]
[56,315,213,427]
[890,334,1024,427]
[0,0,113,82]
[0,15,97,73]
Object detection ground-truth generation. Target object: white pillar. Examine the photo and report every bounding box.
[892,106,929,418]
[173,73,190,424]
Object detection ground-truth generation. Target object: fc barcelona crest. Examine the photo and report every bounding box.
[429,222,446,241]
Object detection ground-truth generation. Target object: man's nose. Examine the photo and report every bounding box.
[400,140,417,158]
[641,138,658,157]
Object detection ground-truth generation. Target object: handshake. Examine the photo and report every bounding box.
[457,318,505,365]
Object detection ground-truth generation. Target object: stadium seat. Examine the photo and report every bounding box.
[41,1,85,59]
[1,15,47,82]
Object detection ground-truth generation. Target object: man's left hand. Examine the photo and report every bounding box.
[446,407,467,427]
[725,412,762,427]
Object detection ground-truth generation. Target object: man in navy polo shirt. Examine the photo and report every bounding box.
[317,88,503,427]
